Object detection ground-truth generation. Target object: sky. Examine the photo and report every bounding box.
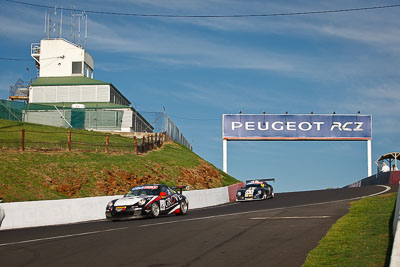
[0,0,399,193]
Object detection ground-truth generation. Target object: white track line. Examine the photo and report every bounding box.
[361,185,391,197]
[139,185,392,228]
[0,227,128,247]
[249,216,331,220]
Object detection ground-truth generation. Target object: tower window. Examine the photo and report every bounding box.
[72,62,82,74]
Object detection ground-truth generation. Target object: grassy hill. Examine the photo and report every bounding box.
[0,119,240,202]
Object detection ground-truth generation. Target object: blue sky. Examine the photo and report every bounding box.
[0,0,399,192]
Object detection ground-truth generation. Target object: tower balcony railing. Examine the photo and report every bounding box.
[31,43,40,56]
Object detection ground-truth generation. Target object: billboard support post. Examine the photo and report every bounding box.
[367,139,372,176]
[223,139,228,173]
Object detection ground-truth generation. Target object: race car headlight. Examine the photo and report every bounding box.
[107,201,113,208]
[237,192,241,196]
[138,199,146,206]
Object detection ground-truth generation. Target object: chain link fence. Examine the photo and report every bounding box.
[141,111,192,150]
[0,128,166,153]
[0,100,192,150]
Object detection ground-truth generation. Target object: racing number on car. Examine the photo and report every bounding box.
[165,197,171,208]
[160,199,166,211]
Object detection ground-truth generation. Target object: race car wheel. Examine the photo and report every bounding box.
[150,202,160,218]
[177,200,188,216]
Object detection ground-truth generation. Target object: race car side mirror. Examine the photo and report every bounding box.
[160,192,167,197]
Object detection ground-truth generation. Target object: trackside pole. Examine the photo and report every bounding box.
[223,139,228,173]
[367,139,372,177]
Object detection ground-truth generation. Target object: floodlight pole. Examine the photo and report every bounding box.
[223,139,228,173]
[367,139,372,177]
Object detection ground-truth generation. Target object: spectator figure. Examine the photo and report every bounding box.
[0,198,4,227]
[393,165,398,171]
[382,162,390,172]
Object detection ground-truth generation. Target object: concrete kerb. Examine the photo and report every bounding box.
[0,183,243,231]
[390,182,400,267]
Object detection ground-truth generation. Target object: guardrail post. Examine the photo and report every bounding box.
[20,129,25,151]
[67,130,71,152]
[134,136,138,154]
[105,134,109,153]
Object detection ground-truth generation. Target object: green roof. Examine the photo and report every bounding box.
[31,76,111,86]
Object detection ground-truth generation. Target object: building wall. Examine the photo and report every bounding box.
[23,108,153,132]
[24,109,123,131]
[29,85,110,103]
[39,39,94,78]
[23,110,71,128]
[29,85,130,106]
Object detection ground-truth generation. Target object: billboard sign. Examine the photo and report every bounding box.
[223,114,372,140]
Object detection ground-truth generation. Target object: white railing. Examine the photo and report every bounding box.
[31,43,40,55]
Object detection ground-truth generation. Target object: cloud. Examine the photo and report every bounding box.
[325,83,400,137]
[2,0,399,82]
[0,12,42,40]
[87,17,297,73]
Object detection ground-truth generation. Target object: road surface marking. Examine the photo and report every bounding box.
[0,227,128,247]
[249,216,331,220]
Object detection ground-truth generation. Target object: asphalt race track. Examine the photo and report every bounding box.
[0,185,393,267]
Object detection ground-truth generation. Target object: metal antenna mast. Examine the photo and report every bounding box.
[44,7,63,39]
[70,8,88,47]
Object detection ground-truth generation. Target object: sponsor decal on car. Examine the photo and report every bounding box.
[134,185,159,190]
[245,189,254,198]
[116,206,127,212]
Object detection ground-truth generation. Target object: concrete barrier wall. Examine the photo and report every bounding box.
[0,195,123,230]
[182,187,229,210]
[345,171,400,188]
[227,182,245,202]
[390,171,400,185]
[0,183,243,230]
[390,183,400,267]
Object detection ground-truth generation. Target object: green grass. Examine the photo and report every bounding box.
[303,192,396,267]
[0,119,241,202]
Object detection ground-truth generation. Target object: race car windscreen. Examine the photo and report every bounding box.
[245,183,263,188]
[126,186,160,197]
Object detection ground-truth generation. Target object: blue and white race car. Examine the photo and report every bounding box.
[236,179,275,201]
